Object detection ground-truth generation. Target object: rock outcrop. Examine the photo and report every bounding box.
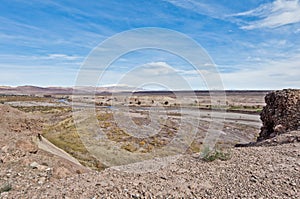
[257,89,300,141]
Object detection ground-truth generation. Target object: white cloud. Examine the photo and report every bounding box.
[163,0,228,19]
[98,83,131,88]
[96,61,223,90]
[76,56,300,90]
[221,54,300,89]
[0,54,83,66]
[138,62,177,76]
[46,54,82,60]
[94,61,199,90]
[233,0,300,30]
[295,28,300,33]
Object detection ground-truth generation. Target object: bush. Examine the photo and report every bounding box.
[0,182,12,193]
[201,147,231,162]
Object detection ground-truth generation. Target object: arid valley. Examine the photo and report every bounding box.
[0,87,299,198]
[1,1,300,198]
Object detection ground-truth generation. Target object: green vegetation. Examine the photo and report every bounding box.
[198,104,263,113]
[0,182,12,193]
[227,105,263,113]
[201,147,231,162]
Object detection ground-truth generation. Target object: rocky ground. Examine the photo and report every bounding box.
[2,138,299,199]
[0,90,299,198]
[0,105,89,198]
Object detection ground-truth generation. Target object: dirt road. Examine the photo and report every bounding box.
[35,136,86,168]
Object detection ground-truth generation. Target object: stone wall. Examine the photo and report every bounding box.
[257,89,300,141]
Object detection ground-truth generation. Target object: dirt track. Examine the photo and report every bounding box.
[35,136,85,168]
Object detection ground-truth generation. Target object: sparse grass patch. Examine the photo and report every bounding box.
[43,116,106,170]
[12,106,71,114]
[197,104,263,113]
[121,143,137,152]
[97,112,113,121]
[201,147,231,162]
[189,140,201,153]
[106,127,130,142]
[227,105,262,113]
[0,95,50,103]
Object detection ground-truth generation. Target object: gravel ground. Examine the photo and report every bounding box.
[2,140,299,199]
[0,104,299,199]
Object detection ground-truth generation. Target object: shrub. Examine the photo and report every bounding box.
[0,182,12,193]
[201,147,231,162]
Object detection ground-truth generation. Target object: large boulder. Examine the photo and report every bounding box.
[257,89,300,141]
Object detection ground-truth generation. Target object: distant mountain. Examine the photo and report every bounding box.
[0,85,72,95]
[96,84,144,92]
[0,85,143,95]
[0,85,270,96]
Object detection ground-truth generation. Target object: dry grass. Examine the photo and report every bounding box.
[43,114,106,170]
[13,106,71,114]
[0,95,51,103]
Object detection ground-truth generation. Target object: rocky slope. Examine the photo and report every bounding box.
[0,105,89,198]
[2,139,299,198]
[0,88,300,198]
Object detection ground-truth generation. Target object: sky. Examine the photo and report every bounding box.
[0,0,300,90]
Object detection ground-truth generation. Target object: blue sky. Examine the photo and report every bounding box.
[0,0,300,89]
